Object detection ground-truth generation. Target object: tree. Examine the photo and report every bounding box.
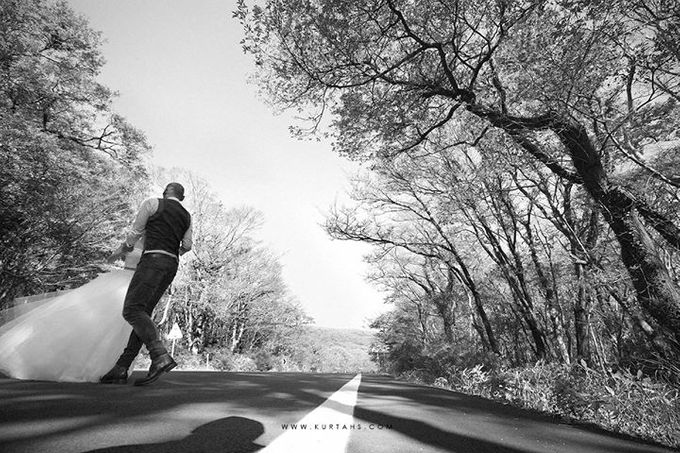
[237,0,680,344]
[326,156,503,354]
[154,169,309,356]
[328,120,673,370]
[368,250,460,344]
[0,0,151,306]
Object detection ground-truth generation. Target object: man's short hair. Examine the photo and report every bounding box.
[164,182,185,201]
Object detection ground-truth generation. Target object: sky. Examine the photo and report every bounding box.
[66,0,387,329]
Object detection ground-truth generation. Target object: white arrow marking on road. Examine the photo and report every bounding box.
[261,373,362,453]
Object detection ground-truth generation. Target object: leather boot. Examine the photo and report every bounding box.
[133,353,177,386]
[100,364,128,384]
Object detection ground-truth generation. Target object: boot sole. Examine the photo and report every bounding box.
[133,361,177,386]
[100,378,128,385]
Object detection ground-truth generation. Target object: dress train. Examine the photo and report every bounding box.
[0,270,133,382]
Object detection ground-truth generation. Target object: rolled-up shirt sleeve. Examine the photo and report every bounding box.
[124,198,158,247]
[180,217,193,254]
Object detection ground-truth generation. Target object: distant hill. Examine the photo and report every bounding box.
[293,326,378,373]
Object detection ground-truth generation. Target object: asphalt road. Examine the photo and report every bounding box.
[0,371,675,453]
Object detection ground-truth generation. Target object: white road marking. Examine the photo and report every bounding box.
[261,373,362,453]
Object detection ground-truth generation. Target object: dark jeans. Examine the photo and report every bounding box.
[116,253,178,368]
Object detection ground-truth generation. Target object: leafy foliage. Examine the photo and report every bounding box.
[210,326,377,373]
[436,362,680,449]
[238,0,680,443]
[0,0,150,305]
[147,169,310,359]
[238,0,680,342]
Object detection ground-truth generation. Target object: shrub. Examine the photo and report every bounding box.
[399,369,437,385]
[213,352,257,372]
[407,362,680,449]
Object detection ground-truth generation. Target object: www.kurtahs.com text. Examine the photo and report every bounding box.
[281,423,392,431]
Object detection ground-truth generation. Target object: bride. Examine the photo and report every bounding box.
[0,241,145,383]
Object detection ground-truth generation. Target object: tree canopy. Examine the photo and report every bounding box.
[147,169,310,359]
[237,0,680,352]
[0,0,151,305]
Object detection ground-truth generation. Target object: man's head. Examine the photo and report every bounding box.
[163,182,185,201]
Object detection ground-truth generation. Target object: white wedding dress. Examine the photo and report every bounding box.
[0,247,141,383]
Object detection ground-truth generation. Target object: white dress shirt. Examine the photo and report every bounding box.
[124,197,193,258]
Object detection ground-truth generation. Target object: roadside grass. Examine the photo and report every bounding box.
[143,326,378,374]
[400,362,680,450]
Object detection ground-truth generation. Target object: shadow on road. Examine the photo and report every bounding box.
[344,375,676,453]
[81,416,263,453]
[0,372,349,451]
[0,372,675,453]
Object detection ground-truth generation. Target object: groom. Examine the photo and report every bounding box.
[101,182,192,386]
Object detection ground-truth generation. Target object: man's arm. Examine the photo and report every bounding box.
[124,198,158,249]
[107,198,158,263]
[179,217,193,256]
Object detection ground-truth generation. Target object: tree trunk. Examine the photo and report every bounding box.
[476,217,550,359]
[472,105,680,345]
[431,269,457,344]
[450,253,500,354]
[230,321,245,353]
[573,267,592,363]
[431,293,455,343]
[526,224,571,364]
[469,288,498,353]
[571,206,599,365]
[560,120,680,344]
[464,289,490,349]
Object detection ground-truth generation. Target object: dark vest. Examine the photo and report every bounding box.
[144,198,191,256]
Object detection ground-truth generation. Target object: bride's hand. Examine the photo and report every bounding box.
[106,251,124,264]
[106,244,128,264]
